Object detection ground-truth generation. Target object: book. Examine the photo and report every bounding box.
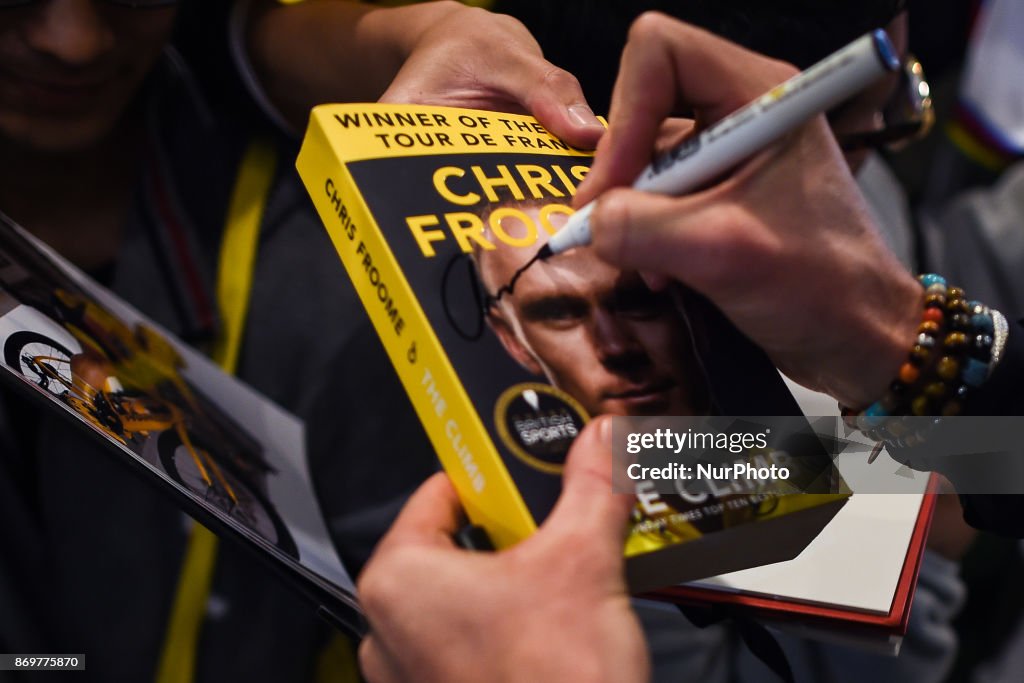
[296,103,851,590]
[651,382,939,651]
[669,486,936,653]
[0,213,364,636]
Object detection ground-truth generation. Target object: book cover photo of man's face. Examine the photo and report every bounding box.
[475,201,710,419]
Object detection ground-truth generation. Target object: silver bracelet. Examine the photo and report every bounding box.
[989,308,1009,376]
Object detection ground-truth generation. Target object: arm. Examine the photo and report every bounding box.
[244,0,604,147]
[356,416,649,683]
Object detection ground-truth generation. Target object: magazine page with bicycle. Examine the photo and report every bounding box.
[0,211,363,637]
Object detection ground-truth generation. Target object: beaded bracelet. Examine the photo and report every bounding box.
[842,274,1006,452]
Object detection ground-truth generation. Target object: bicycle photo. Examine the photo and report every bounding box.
[0,247,297,557]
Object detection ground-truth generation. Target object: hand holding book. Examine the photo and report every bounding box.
[358,417,649,683]
[247,0,605,149]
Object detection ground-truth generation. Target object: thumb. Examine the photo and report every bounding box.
[519,60,606,150]
[535,416,634,558]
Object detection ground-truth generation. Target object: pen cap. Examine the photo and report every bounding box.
[871,28,901,71]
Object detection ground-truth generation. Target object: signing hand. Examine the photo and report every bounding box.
[576,14,921,408]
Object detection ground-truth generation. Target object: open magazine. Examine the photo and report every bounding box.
[0,212,364,637]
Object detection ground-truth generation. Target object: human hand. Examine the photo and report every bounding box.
[575,13,921,409]
[377,1,605,149]
[247,0,604,149]
[357,416,649,683]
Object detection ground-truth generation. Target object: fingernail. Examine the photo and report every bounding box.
[596,415,613,445]
[568,104,602,129]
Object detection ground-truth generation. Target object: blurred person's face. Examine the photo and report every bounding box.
[0,0,177,151]
[478,207,709,418]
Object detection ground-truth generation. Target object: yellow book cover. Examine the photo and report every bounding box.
[297,103,848,590]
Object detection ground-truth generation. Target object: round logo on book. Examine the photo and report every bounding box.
[494,383,589,474]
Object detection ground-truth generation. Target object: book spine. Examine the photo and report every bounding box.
[296,115,538,549]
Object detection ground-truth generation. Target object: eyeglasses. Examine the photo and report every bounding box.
[0,0,178,8]
[836,55,934,152]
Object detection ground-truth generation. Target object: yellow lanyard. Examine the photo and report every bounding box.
[154,139,276,683]
[152,138,360,683]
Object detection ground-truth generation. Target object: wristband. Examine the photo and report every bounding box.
[842,274,1005,450]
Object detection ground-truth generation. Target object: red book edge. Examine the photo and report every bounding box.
[643,475,940,637]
